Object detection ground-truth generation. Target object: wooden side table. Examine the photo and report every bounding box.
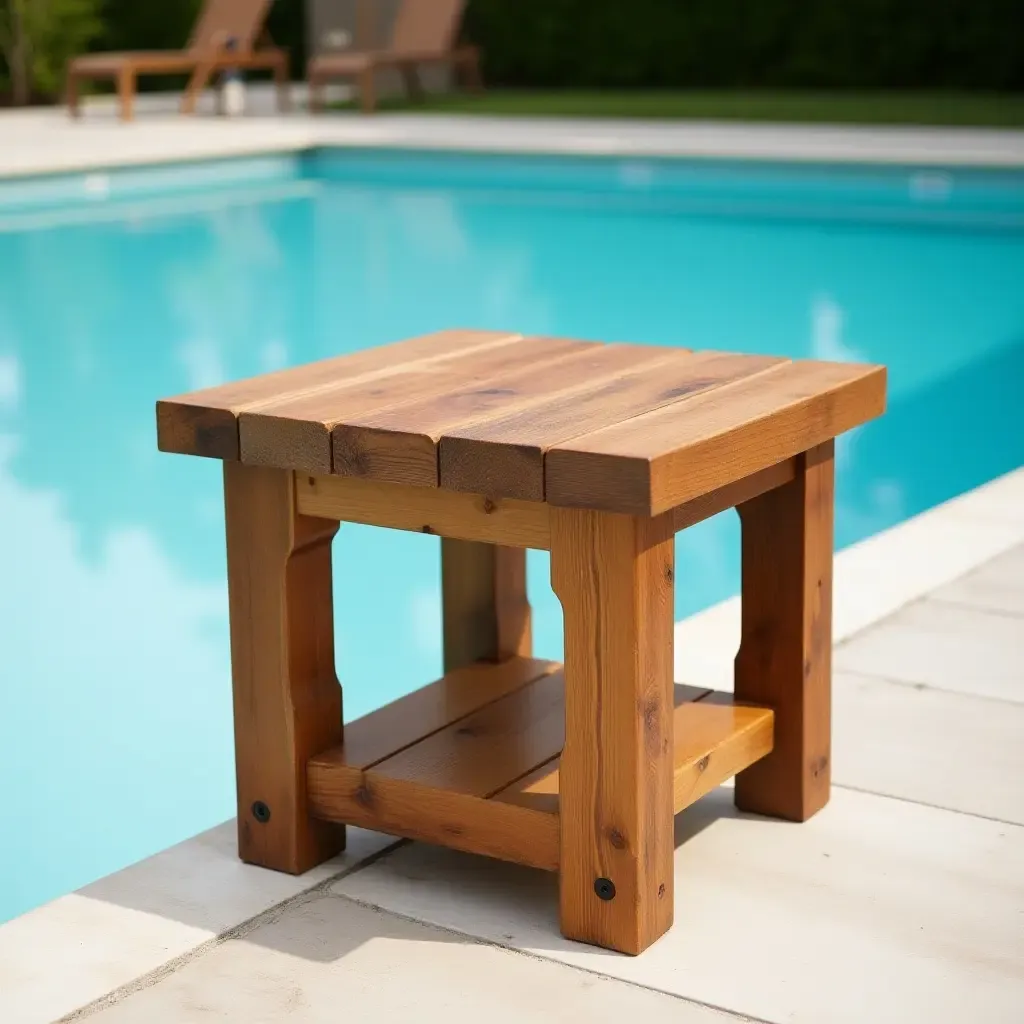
[157,330,886,955]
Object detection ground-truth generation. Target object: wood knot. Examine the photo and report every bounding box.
[696,755,710,773]
[421,524,435,534]
[607,828,626,850]
[354,784,374,809]
[658,883,666,899]
[811,755,829,778]
[664,564,674,584]
[482,497,497,514]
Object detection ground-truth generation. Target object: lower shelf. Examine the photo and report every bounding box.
[307,656,773,872]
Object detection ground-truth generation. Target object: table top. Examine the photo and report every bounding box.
[157,329,886,516]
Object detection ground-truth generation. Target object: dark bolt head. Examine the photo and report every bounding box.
[251,801,271,824]
[594,877,616,901]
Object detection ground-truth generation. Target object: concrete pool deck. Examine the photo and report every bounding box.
[3,88,1024,179]
[1,465,1022,1023]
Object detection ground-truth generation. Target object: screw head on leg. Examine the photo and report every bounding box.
[594,877,616,901]
[251,800,271,824]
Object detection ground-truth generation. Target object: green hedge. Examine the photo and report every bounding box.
[464,0,1024,91]
[18,0,1020,95]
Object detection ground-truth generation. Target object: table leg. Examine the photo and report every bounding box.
[551,509,675,955]
[223,463,344,873]
[441,540,531,672]
[734,441,835,821]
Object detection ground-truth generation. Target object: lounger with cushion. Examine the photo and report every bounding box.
[67,0,289,122]
[308,0,481,114]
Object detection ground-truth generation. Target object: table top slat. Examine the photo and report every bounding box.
[439,349,785,501]
[237,334,595,474]
[156,329,523,460]
[330,341,680,489]
[546,359,887,515]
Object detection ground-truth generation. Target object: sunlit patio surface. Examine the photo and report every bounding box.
[0,97,1022,1023]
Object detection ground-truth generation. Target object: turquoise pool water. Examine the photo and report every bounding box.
[1,149,1022,923]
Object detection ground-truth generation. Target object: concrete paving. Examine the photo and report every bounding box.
[3,86,1024,181]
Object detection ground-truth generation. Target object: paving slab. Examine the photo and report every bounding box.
[332,787,1024,1024]
[930,544,1024,617]
[835,598,1024,704]
[86,892,732,1024]
[834,670,1024,823]
[0,822,396,1024]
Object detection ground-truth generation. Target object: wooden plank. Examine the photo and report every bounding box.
[308,670,569,872]
[310,656,556,773]
[550,507,676,956]
[330,342,680,489]
[494,684,712,815]
[310,774,560,872]
[223,462,344,873]
[671,459,797,534]
[156,329,521,461]
[295,473,551,549]
[493,689,773,815]
[546,360,887,516]
[441,350,784,501]
[441,541,532,672]
[372,670,567,794]
[734,442,835,821]
[672,692,775,811]
[240,336,594,474]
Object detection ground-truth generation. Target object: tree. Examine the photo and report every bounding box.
[0,0,102,105]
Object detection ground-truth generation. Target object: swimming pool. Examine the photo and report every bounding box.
[1,148,1022,924]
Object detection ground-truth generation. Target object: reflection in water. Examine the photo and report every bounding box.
[1,156,1023,922]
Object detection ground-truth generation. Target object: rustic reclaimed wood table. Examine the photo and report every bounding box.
[157,330,886,955]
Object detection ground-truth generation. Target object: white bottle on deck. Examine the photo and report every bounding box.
[220,37,246,117]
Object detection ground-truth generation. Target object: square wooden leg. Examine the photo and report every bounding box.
[223,462,345,872]
[441,539,532,672]
[734,441,835,821]
[550,508,676,955]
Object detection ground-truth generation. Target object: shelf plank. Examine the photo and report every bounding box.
[307,664,772,872]
[492,690,774,816]
[312,656,557,773]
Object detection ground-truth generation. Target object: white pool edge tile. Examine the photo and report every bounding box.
[0,467,1021,1023]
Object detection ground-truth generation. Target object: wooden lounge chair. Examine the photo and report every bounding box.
[66,0,289,122]
[308,0,481,114]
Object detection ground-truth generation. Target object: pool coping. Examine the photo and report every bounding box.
[3,97,1024,184]
[1,464,1022,1024]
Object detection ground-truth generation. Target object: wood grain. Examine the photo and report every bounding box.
[441,350,783,500]
[311,656,556,772]
[442,540,532,672]
[157,329,521,461]
[331,342,678,489]
[734,442,835,821]
[672,692,775,810]
[550,507,676,956]
[295,473,551,549]
[546,360,886,516]
[309,774,560,871]
[308,667,567,872]
[492,689,773,815]
[240,335,593,474]
[493,684,709,815]
[670,459,797,534]
[222,462,344,873]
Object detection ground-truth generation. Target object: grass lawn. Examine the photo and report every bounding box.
[337,90,1024,127]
